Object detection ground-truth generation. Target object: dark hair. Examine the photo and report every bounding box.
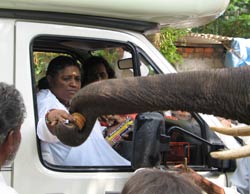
[38,56,80,90]
[0,82,26,145]
[82,56,115,86]
[121,168,202,194]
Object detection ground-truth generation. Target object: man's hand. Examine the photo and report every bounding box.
[174,164,225,194]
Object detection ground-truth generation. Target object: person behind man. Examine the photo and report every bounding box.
[82,56,121,127]
[82,56,135,145]
[121,168,203,194]
[81,55,115,86]
[0,82,26,194]
[37,55,129,166]
[230,157,250,194]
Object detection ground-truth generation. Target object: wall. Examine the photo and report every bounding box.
[174,33,231,72]
[175,44,225,72]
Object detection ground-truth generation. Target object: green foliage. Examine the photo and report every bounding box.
[33,52,69,82]
[159,28,188,66]
[192,0,250,37]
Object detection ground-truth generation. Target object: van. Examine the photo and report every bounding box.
[0,0,240,194]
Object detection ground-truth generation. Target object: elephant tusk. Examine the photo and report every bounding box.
[210,126,250,136]
[210,144,250,160]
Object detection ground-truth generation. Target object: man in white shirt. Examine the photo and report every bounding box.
[0,82,26,194]
[230,157,250,194]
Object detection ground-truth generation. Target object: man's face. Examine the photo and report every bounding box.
[87,63,108,83]
[3,128,21,166]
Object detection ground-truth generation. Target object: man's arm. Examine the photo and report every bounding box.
[175,164,225,194]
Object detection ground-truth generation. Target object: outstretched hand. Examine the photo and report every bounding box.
[174,164,203,183]
[174,164,225,194]
[46,109,75,127]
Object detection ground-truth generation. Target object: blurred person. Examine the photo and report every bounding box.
[0,82,26,194]
[230,157,250,194]
[121,168,203,194]
[82,56,136,145]
[82,55,115,86]
[175,164,240,194]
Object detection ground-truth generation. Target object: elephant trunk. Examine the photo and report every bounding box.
[55,66,250,147]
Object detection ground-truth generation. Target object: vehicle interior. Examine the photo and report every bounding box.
[31,35,236,172]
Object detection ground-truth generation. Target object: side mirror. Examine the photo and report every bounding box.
[118,58,133,69]
[118,57,150,77]
[131,112,170,169]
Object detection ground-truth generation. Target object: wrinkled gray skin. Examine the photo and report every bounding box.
[55,66,250,146]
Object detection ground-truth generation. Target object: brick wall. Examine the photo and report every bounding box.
[177,46,224,58]
[175,45,226,72]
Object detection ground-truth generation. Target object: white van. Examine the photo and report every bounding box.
[0,0,241,194]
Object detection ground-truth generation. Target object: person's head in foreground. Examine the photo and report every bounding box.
[121,168,202,194]
[0,82,26,167]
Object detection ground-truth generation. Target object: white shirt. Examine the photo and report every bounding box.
[223,186,240,194]
[0,173,18,194]
[229,157,250,194]
[37,89,130,166]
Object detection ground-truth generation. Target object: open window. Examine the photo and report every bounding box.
[32,35,149,171]
[31,35,234,173]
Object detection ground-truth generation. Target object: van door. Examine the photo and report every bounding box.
[0,19,15,187]
[14,20,175,194]
[13,19,236,194]
[0,19,15,84]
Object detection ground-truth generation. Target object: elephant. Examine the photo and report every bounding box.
[53,66,250,160]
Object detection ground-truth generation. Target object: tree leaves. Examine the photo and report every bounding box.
[192,0,250,37]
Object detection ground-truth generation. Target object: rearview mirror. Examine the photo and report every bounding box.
[118,58,133,69]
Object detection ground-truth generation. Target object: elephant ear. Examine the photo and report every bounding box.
[131,112,170,169]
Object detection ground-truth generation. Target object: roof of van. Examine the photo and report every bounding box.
[0,0,230,33]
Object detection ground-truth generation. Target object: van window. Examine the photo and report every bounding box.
[32,36,138,171]
[32,35,218,172]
